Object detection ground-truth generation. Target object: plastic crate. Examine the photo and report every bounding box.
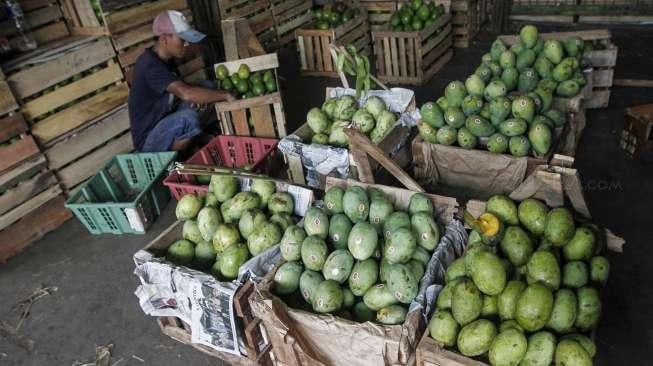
[163,135,278,200]
[65,152,177,235]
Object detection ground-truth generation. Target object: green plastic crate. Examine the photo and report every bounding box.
[65,152,177,235]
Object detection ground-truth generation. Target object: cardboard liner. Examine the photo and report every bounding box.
[250,220,468,366]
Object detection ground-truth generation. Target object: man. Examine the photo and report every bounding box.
[129,10,235,152]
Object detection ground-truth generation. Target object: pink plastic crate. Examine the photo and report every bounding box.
[163,135,278,200]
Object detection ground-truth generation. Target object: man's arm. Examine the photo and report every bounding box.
[167,80,236,104]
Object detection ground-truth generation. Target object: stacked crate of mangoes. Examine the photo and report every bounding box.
[427,195,609,365]
[417,24,587,157]
[272,186,443,324]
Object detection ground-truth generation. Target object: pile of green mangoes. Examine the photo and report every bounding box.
[215,63,277,99]
[272,186,444,325]
[428,195,609,365]
[166,176,296,280]
[417,24,587,158]
[388,0,445,32]
[312,2,360,30]
[306,95,398,146]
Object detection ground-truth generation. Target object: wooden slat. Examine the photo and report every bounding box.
[111,23,153,52]
[57,132,133,189]
[215,92,281,112]
[0,136,40,173]
[0,170,57,216]
[276,11,311,39]
[230,109,250,136]
[22,63,124,120]
[593,69,614,88]
[0,81,18,116]
[0,114,27,142]
[314,36,324,72]
[8,37,115,99]
[273,101,286,137]
[424,48,454,83]
[221,20,239,61]
[321,35,332,72]
[422,23,452,56]
[31,21,70,45]
[31,83,129,144]
[214,53,278,74]
[250,105,275,137]
[398,37,407,78]
[0,184,62,231]
[71,0,101,27]
[0,5,63,37]
[407,37,415,78]
[20,0,57,12]
[390,37,399,77]
[383,37,392,77]
[45,106,129,169]
[0,195,71,263]
[0,155,47,193]
[105,0,187,33]
[423,33,453,68]
[305,35,314,71]
[374,37,385,79]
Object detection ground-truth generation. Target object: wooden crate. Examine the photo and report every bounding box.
[0,194,71,263]
[282,88,415,188]
[296,12,371,78]
[218,0,277,48]
[4,36,129,145]
[45,104,133,193]
[214,53,287,138]
[0,0,71,49]
[143,221,274,365]
[498,29,617,109]
[448,0,481,48]
[271,0,312,47]
[372,12,453,85]
[621,104,653,160]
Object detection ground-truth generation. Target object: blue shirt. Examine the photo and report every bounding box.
[128,48,180,150]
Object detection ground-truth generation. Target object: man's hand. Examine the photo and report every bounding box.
[224,92,237,102]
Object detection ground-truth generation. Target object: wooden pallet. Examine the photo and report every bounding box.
[499,29,617,109]
[271,0,312,47]
[218,0,277,48]
[5,36,129,145]
[214,53,286,138]
[0,0,71,49]
[296,14,371,78]
[0,194,71,263]
[446,0,481,48]
[45,104,133,193]
[621,104,653,160]
[372,12,453,85]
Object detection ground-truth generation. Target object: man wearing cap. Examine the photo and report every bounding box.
[129,10,235,152]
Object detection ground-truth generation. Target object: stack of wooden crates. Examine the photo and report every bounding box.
[0,0,211,262]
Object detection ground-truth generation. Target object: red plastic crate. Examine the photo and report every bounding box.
[163,135,278,200]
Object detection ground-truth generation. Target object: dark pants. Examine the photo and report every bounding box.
[141,80,214,152]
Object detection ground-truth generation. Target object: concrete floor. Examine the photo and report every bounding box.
[1,25,652,365]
